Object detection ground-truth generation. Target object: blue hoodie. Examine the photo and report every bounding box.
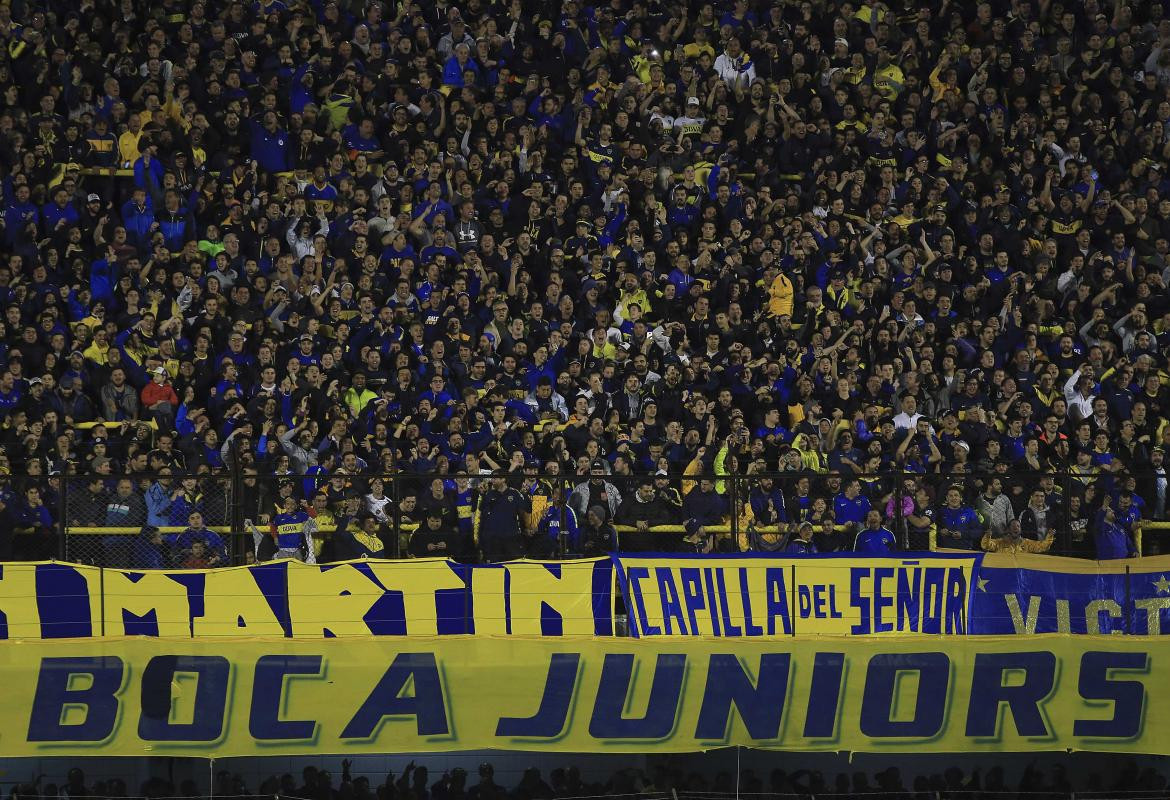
[1095,512,1136,560]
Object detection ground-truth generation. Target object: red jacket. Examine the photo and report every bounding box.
[141,381,178,407]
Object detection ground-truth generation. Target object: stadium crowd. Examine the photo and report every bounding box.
[0,0,1168,562]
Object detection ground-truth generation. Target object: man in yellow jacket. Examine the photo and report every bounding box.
[767,268,794,317]
[981,520,1054,554]
[342,371,378,417]
[118,112,145,168]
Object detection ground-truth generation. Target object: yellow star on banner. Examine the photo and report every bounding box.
[1154,576,1170,595]
[977,578,989,592]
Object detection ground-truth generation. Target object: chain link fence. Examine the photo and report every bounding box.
[62,472,234,567]
[0,474,63,561]
[34,466,1170,568]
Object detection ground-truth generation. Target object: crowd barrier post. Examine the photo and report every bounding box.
[391,450,402,559]
[57,479,67,561]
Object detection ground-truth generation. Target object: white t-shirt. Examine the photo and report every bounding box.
[893,411,925,431]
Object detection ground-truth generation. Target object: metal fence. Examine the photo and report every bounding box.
[32,464,1169,568]
[62,472,233,567]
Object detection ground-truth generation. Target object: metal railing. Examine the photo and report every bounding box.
[35,464,1170,568]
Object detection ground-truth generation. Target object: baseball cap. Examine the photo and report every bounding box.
[86,193,101,203]
[687,96,700,106]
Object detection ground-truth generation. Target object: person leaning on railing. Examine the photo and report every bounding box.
[615,476,679,551]
[575,506,616,556]
[332,509,389,560]
[936,487,983,551]
[169,511,228,568]
[784,521,817,554]
[248,495,316,564]
[408,508,470,560]
[682,477,729,552]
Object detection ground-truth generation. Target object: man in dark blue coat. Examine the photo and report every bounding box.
[682,478,728,550]
[475,473,530,561]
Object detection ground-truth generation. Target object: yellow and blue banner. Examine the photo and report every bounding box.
[612,553,1170,637]
[969,553,1170,635]
[615,553,977,636]
[8,554,1170,640]
[0,559,613,639]
[7,635,1167,756]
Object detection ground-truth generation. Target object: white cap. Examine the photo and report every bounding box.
[650,112,674,128]
[687,96,700,105]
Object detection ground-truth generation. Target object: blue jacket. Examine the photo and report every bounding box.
[938,505,982,549]
[121,199,155,248]
[90,258,119,307]
[130,535,167,569]
[683,488,728,527]
[250,120,291,173]
[157,208,195,251]
[477,488,530,545]
[289,65,314,113]
[4,201,38,244]
[442,55,480,87]
[133,156,165,191]
[1096,513,1136,560]
[17,500,53,530]
[538,505,579,550]
[833,492,872,527]
[168,492,203,527]
[749,487,787,524]
[41,201,79,232]
[667,203,699,228]
[855,527,896,553]
[167,527,228,563]
[144,481,173,528]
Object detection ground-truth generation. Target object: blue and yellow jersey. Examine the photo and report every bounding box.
[455,488,474,537]
[273,510,310,549]
[85,130,118,167]
[583,139,616,165]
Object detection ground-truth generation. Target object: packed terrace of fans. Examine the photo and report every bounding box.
[0,0,1168,563]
